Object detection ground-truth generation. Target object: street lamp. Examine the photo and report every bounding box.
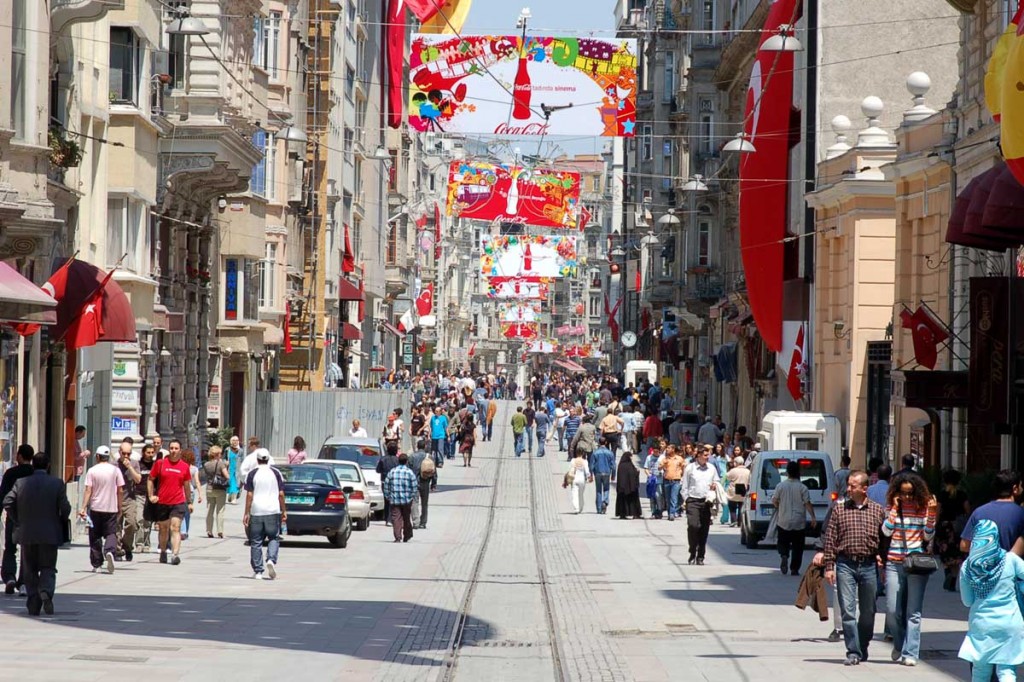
[165,15,209,36]
[761,24,803,52]
[278,125,308,143]
[680,175,709,192]
[723,132,756,154]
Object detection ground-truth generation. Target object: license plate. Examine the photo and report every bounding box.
[286,495,315,506]
[760,507,774,517]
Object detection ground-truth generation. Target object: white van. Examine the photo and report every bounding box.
[739,450,837,549]
[625,360,657,389]
[757,411,844,471]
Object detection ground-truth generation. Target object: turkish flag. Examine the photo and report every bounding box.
[342,224,355,273]
[416,283,433,316]
[578,204,592,230]
[66,289,104,350]
[786,323,806,401]
[284,302,293,354]
[468,341,476,357]
[385,0,406,129]
[405,0,440,21]
[12,258,73,337]
[900,305,949,369]
[604,293,622,343]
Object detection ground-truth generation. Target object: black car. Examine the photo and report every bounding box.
[276,464,353,548]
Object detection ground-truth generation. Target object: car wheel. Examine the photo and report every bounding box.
[739,523,747,546]
[354,516,368,531]
[744,523,759,550]
[328,517,351,548]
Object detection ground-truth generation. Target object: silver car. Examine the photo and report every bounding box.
[305,460,373,530]
[317,437,386,520]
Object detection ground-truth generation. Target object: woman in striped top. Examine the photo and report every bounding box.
[882,472,939,667]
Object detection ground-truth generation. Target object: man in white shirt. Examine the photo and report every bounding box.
[349,419,369,438]
[681,447,719,565]
[239,445,275,483]
[243,451,286,580]
[78,446,125,574]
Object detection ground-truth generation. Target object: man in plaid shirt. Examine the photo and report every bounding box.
[383,453,418,543]
[822,470,885,667]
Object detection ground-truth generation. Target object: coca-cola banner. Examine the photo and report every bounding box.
[447,161,582,229]
[481,234,578,279]
[486,277,550,299]
[497,300,543,322]
[409,34,638,137]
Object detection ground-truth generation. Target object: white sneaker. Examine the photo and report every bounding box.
[265,560,277,580]
[104,552,115,574]
[254,572,265,580]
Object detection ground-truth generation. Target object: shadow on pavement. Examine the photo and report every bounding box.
[0,594,491,664]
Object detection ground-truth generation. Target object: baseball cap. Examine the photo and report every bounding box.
[256,448,271,462]
[95,445,111,458]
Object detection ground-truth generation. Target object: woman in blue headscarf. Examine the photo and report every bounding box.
[959,519,1024,682]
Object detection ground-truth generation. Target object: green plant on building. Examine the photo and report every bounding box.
[48,127,83,168]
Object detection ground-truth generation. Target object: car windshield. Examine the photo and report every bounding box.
[318,444,381,469]
[328,465,362,483]
[761,458,828,492]
[277,465,338,486]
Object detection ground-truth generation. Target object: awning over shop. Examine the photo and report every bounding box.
[52,259,136,342]
[554,358,587,374]
[340,322,362,341]
[338,277,363,302]
[947,164,1024,251]
[380,321,404,338]
[0,262,57,325]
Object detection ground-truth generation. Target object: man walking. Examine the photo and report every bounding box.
[534,407,550,458]
[772,460,817,576]
[117,440,143,562]
[376,442,401,525]
[511,406,528,457]
[79,446,125,574]
[523,402,536,455]
[681,446,718,564]
[658,446,685,521]
[3,452,71,615]
[563,408,582,460]
[408,439,436,529]
[1,444,34,594]
[429,406,449,465]
[834,454,852,500]
[130,444,157,553]
[383,453,418,542]
[589,437,616,514]
[822,471,886,666]
[147,439,193,566]
[243,449,286,580]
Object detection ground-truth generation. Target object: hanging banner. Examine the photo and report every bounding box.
[486,277,550,299]
[497,300,543,322]
[527,339,558,354]
[481,234,578,279]
[408,34,638,137]
[447,161,581,228]
[555,325,586,337]
[501,321,539,339]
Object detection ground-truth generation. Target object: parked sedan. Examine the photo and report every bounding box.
[276,464,353,548]
[305,460,373,530]
[318,437,386,519]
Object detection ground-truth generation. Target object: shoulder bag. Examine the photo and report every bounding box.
[898,506,940,575]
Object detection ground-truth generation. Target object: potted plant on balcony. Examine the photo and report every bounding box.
[48,127,83,168]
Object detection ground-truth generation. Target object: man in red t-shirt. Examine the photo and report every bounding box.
[146,439,193,565]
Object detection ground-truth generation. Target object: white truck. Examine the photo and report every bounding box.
[624,360,657,389]
[756,411,844,470]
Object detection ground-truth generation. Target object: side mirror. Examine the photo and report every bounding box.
[343,486,354,494]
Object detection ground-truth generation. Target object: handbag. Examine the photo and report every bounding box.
[211,462,229,489]
[899,506,941,575]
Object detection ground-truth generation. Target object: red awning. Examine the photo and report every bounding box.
[380,321,405,338]
[947,164,1024,251]
[340,322,362,341]
[554,358,587,373]
[338,277,363,302]
[51,259,136,342]
[0,262,57,325]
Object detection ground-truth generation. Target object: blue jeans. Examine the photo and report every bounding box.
[431,438,445,462]
[524,426,534,453]
[593,473,611,512]
[663,480,681,518]
[536,431,547,457]
[885,561,930,661]
[836,558,878,659]
[248,514,281,575]
[514,432,525,456]
[485,421,493,441]
[972,664,1016,682]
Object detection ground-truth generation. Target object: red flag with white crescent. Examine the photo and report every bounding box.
[415,283,434,317]
[900,306,949,369]
[786,323,806,401]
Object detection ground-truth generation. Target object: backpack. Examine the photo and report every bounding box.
[420,456,436,479]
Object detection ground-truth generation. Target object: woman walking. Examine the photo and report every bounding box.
[566,449,591,514]
[614,451,643,519]
[287,436,307,464]
[882,472,938,666]
[460,413,477,467]
[226,435,242,504]
[725,456,750,526]
[203,446,229,538]
[959,519,1024,682]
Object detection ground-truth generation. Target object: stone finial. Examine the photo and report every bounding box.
[857,96,893,147]
[825,115,852,159]
[904,71,936,123]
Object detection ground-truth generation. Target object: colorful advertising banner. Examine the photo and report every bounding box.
[527,339,557,354]
[447,161,581,229]
[409,34,638,137]
[486,277,550,299]
[481,235,578,279]
[497,300,543,322]
[501,321,539,339]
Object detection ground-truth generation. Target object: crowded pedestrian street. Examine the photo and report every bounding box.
[0,404,966,682]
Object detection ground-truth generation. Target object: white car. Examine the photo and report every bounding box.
[317,437,386,520]
[306,460,373,530]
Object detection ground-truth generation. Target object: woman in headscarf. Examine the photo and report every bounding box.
[959,519,1024,682]
[459,412,477,467]
[615,451,643,519]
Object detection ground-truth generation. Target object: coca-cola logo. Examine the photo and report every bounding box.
[494,122,551,135]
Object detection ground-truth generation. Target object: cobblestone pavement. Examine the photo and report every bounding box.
[0,405,969,681]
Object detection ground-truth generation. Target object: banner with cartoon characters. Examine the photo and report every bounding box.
[447,161,582,229]
[486,277,550,299]
[497,300,543,322]
[481,234,578,279]
[409,34,638,137]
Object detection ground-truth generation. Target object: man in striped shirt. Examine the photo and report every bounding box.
[563,410,582,462]
[822,471,885,667]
